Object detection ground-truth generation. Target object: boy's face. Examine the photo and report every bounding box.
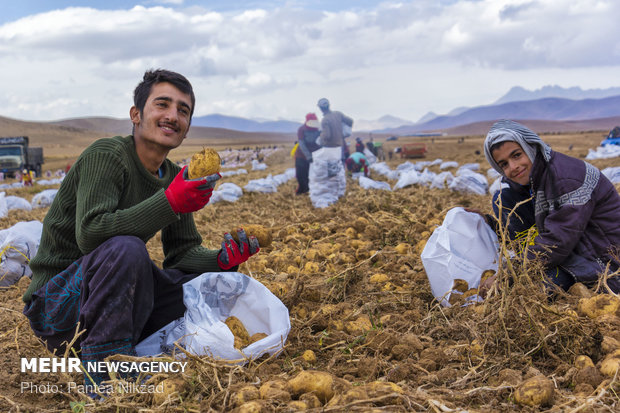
[491,141,533,186]
[130,82,192,152]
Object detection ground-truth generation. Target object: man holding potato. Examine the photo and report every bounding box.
[22,69,259,392]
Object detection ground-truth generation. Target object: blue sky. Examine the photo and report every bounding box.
[1,0,619,126]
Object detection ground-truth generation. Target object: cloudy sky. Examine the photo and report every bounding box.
[2,0,620,124]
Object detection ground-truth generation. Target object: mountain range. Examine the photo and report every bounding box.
[19,85,620,136]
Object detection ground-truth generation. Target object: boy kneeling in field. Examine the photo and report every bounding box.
[481,120,620,294]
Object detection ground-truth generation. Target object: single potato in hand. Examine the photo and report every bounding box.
[231,224,273,248]
[188,147,221,179]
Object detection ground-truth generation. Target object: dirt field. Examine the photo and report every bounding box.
[0,130,619,412]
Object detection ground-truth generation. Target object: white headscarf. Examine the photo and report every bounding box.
[484,120,552,178]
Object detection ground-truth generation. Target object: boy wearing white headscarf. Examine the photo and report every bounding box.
[484,120,620,293]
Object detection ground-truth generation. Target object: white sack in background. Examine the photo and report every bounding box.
[0,220,43,286]
[358,176,392,191]
[211,183,244,203]
[6,196,32,211]
[309,147,346,208]
[31,189,58,208]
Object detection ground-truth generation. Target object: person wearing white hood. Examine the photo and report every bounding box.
[482,120,620,293]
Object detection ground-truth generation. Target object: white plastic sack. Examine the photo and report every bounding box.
[358,176,391,191]
[430,171,455,189]
[211,183,244,203]
[31,189,58,208]
[585,145,620,160]
[136,272,290,361]
[456,163,480,175]
[421,208,500,307]
[602,167,620,184]
[251,160,268,171]
[6,195,32,211]
[309,147,346,208]
[440,161,459,170]
[0,220,43,286]
[0,192,7,218]
[272,168,296,186]
[363,148,377,165]
[370,162,399,180]
[394,169,421,189]
[244,175,278,193]
[448,171,489,195]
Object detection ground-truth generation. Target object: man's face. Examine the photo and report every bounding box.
[491,141,533,186]
[130,82,192,151]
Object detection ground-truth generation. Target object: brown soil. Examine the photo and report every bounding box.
[0,130,619,412]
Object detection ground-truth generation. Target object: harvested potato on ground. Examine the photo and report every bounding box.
[574,355,595,369]
[259,380,292,403]
[188,147,221,179]
[152,378,186,405]
[231,224,273,247]
[225,316,250,349]
[301,349,317,364]
[453,279,469,293]
[599,357,620,377]
[288,370,335,403]
[514,375,554,407]
[231,386,260,407]
[578,294,620,319]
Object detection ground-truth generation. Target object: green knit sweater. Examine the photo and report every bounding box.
[23,135,221,302]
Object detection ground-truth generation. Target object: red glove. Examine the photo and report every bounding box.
[165,166,221,214]
[217,229,260,270]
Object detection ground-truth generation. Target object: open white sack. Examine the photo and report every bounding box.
[136,272,290,362]
[421,208,500,307]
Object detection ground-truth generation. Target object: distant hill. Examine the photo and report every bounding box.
[191,113,300,133]
[443,116,620,136]
[49,117,132,136]
[495,85,620,105]
[355,115,414,131]
[384,95,620,135]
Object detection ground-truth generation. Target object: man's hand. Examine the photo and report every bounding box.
[217,229,260,270]
[165,166,220,214]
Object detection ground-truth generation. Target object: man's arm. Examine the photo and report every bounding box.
[74,151,179,254]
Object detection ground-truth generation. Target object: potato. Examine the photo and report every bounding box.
[452,279,469,293]
[258,379,292,403]
[152,377,185,405]
[231,224,273,248]
[394,243,410,255]
[188,147,221,179]
[578,294,620,319]
[225,316,250,349]
[288,370,335,403]
[599,357,620,377]
[301,349,317,364]
[574,355,595,369]
[514,375,554,407]
[370,273,389,283]
[248,332,268,345]
[233,400,268,413]
[231,385,260,407]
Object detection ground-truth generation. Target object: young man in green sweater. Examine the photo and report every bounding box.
[23,69,259,390]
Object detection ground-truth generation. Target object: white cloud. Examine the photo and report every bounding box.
[0,0,619,121]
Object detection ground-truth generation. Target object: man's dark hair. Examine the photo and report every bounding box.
[133,69,196,119]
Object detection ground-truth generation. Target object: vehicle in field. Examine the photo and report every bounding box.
[400,142,427,158]
[0,136,44,177]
